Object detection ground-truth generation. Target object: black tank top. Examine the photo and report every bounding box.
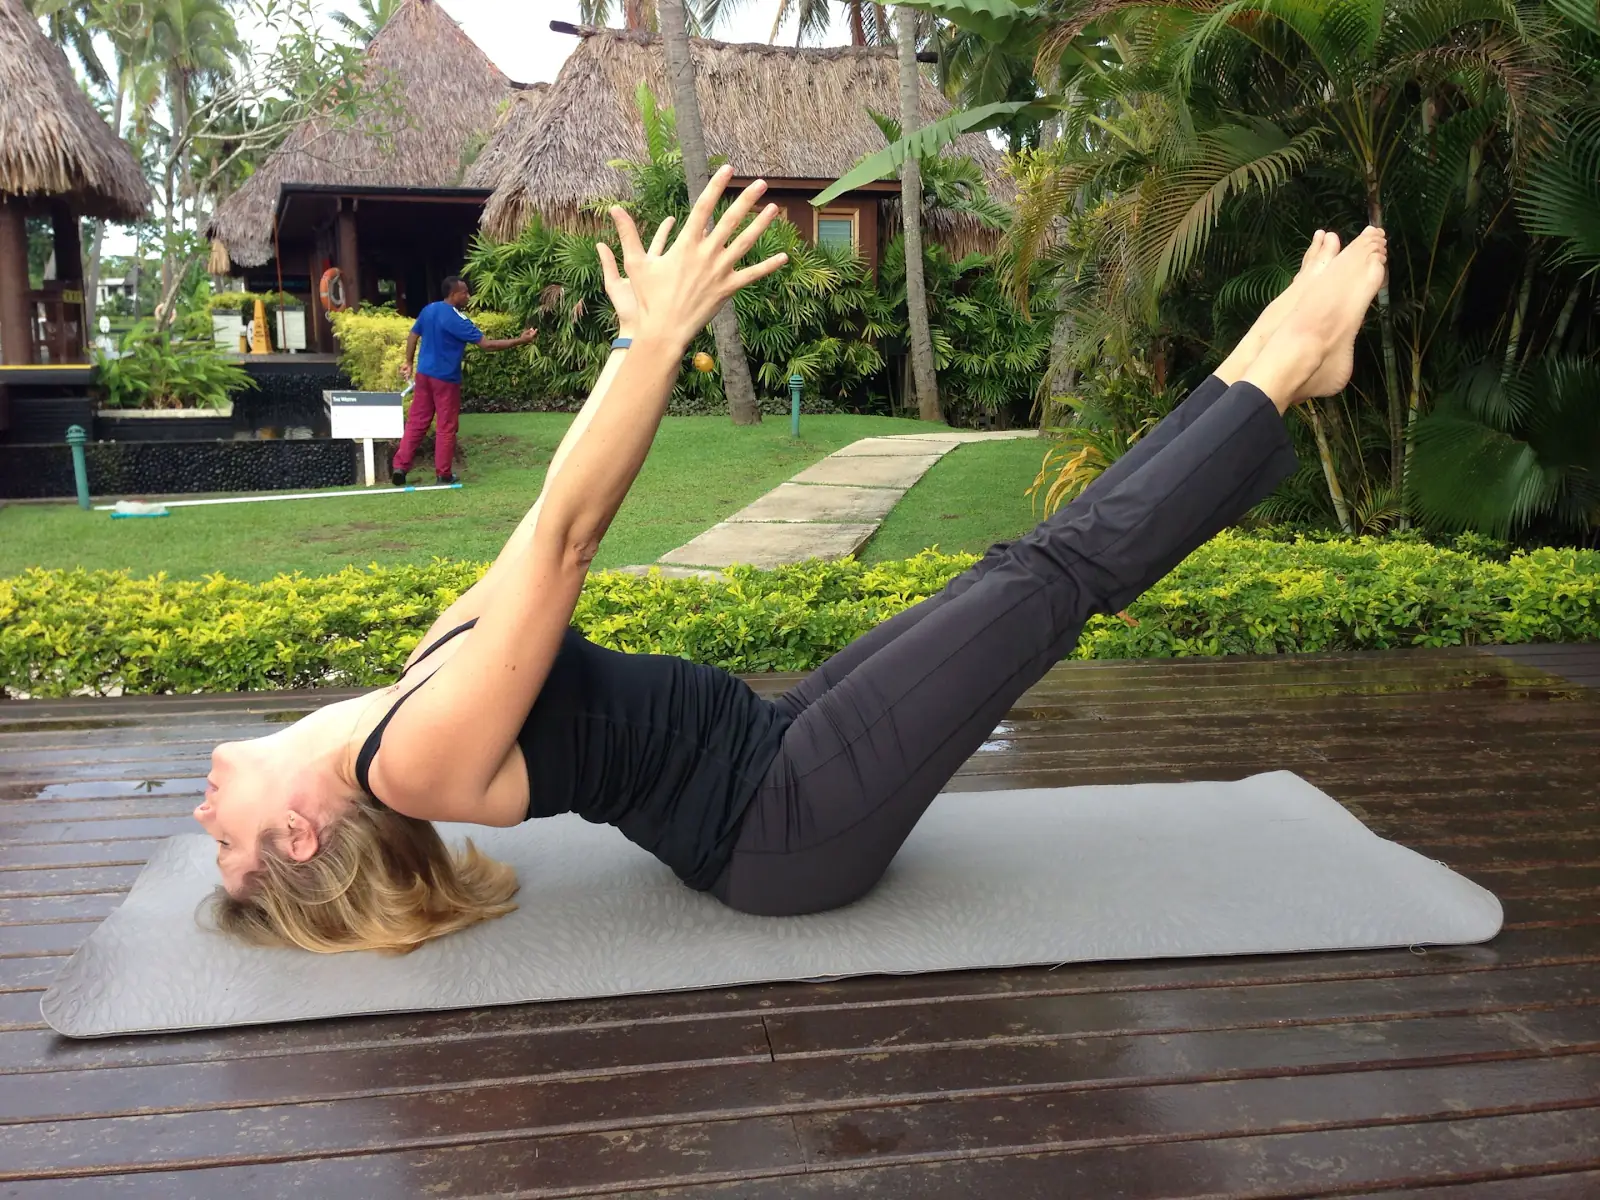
[355,621,791,890]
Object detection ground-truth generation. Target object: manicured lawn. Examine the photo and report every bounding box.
[861,436,1047,563]
[0,413,952,581]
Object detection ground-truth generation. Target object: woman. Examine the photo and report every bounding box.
[195,167,1389,953]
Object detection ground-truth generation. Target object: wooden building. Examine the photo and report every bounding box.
[475,26,1009,272]
[0,0,149,371]
[205,0,532,350]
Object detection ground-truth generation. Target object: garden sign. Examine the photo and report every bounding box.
[325,390,404,486]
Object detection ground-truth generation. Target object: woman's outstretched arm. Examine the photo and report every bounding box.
[405,220,667,657]
[376,169,787,821]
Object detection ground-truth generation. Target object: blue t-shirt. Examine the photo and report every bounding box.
[412,301,483,384]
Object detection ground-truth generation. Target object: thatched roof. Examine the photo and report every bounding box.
[0,0,149,220]
[207,0,511,269]
[480,28,1010,252]
[463,83,548,190]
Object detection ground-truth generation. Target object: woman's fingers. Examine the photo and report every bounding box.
[683,164,735,243]
[720,203,781,268]
[648,215,676,256]
[729,252,789,291]
[596,242,623,293]
[609,206,646,264]
[709,178,769,249]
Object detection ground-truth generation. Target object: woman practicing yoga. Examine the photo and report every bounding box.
[195,167,1389,953]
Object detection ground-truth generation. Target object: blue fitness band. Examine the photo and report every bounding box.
[611,337,632,350]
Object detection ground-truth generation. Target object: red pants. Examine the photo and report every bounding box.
[392,373,460,477]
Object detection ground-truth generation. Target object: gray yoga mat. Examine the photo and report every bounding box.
[41,771,1503,1038]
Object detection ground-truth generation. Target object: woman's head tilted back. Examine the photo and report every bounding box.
[196,728,517,954]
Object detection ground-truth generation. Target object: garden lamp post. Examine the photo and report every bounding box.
[788,374,803,438]
[66,425,90,510]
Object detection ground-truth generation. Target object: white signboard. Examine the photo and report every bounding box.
[326,391,405,440]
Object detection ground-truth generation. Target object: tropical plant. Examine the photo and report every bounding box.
[330,0,401,44]
[879,237,1051,424]
[831,0,1600,543]
[1410,355,1600,540]
[93,321,254,409]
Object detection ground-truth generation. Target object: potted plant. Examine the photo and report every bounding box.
[93,322,256,441]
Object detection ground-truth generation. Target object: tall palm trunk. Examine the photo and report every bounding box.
[1366,182,1406,499]
[897,6,940,423]
[84,76,128,339]
[847,1,865,44]
[1304,402,1353,533]
[658,0,762,424]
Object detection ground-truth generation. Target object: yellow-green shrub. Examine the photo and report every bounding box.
[329,309,411,391]
[329,308,540,409]
[2,539,1596,697]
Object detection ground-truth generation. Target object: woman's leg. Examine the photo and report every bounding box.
[766,230,1344,720]
[715,380,1299,916]
[770,375,1235,720]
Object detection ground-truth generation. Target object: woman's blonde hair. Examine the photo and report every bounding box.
[210,798,519,954]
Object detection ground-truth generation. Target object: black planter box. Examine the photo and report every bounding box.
[95,411,236,442]
[7,394,96,444]
[0,438,358,499]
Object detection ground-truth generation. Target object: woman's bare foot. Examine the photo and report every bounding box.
[1214,230,1341,384]
[1243,226,1388,412]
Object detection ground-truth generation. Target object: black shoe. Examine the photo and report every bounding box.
[391,469,407,487]
[437,473,458,485]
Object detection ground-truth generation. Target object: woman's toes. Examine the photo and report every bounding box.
[1300,231,1323,270]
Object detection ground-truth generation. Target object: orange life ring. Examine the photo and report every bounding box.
[319,268,347,313]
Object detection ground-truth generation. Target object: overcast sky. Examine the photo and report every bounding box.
[441,0,853,84]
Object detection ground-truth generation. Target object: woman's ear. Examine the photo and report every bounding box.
[283,810,321,862]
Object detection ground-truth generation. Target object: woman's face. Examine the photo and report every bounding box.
[194,737,293,895]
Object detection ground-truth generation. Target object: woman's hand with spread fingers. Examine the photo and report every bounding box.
[601,165,788,351]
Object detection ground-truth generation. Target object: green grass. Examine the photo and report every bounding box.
[0,413,956,581]
[861,436,1047,563]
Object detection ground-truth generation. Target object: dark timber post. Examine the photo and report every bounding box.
[308,247,334,353]
[336,200,362,309]
[0,197,34,365]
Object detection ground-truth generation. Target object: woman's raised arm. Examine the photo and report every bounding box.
[373,169,787,820]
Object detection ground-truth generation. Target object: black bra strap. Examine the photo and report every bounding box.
[356,619,479,800]
[398,618,479,679]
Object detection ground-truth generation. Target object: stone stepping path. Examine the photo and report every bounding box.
[621,430,1035,576]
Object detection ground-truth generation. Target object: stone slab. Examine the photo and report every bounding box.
[727,483,903,524]
[659,521,879,569]
[790,454,944,489]
[831,438,961,458]
[893,430,1039,443]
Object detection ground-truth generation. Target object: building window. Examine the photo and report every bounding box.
[814,209,859,254]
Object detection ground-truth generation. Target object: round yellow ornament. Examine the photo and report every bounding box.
[692,351,716,373]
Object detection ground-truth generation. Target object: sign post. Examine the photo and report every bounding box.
[324,391,405,486]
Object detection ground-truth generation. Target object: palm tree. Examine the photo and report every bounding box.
[579,0,658,30]
[657,0,764,423]
[897,4,939,420]
[330,0,402,46]
[81,0,158,331]
[25,0,109,87]
[140,0,240,300]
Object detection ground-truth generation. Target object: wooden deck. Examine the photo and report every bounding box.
[2,647,1598,1197]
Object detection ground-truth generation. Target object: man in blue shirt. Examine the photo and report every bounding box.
[393,276,534,485]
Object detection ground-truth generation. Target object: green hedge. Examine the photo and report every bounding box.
[2,537,1596,697]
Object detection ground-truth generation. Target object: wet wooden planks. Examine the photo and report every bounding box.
[0,646,1598,1197]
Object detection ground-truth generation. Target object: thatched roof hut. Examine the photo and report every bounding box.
[207,0,512,270]
[0,0,149,220]
[463,82,548,191]
[479,27,1010,256]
